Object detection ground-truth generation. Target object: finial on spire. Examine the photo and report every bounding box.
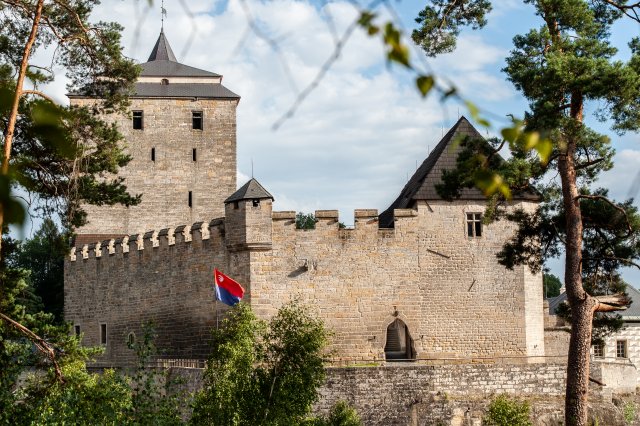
[161,0,166,31]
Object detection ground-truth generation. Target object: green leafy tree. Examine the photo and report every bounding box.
[543,273,563,298]
[7,219,66,321]
[412,1,640,425]
[191,302,330,425]
[296,212,317,230]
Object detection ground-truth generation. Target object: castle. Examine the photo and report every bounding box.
[64,31,546,367]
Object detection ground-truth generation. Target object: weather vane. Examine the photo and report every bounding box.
[161,0,167,31]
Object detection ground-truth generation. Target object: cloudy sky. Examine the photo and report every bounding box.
[32,0,640,283]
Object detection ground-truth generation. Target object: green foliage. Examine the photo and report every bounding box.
[305,401,362,426]
[296,212,318,230]
[623,401,636,425]
[191,301,330,425]
[412,1,492,56]
[483,394,532,426]
[0,0,140,230]
[7,219,67,321]
[543,273,563,298]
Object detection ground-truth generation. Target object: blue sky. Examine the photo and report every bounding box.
[33,0,640,285]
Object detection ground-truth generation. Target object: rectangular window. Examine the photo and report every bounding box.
[188,191,193,208]
[151,147,156,162]
[74,325,81,336]
[100,323,107,345]
[133,110,143,130]
[192,148,197,162]
[593,342,605,358]
[617,340,628,358]
[192,111,203,130]
[466,213,482,237]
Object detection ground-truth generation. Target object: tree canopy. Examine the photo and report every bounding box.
[412,1,640,425]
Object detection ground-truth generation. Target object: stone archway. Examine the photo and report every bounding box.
[384,318,416,361]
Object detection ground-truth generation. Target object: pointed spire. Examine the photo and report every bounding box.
[224,178,274,204]
[147,30,177,62]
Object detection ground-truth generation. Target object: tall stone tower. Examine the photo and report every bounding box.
[70,30,240,245]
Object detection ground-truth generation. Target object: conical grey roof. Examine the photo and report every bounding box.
[148,30,177,62]
[225,178,274,204]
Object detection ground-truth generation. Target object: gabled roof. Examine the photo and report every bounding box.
[225,178,274,204]
[548,285,640,320]
[378,117,483,227]
[147,30,177,62]
[378,116,539,228]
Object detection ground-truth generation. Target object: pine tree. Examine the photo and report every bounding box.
[412,1,640,425]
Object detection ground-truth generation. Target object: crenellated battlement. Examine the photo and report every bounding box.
[69,217,226,262]
[69,205,454,262]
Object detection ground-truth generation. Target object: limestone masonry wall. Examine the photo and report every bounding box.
[66,198,545,366]
[71,97,238,239]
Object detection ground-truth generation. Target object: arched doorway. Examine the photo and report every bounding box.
[384,318,416,361]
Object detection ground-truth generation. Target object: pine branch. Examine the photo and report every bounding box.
[574,194,633,236]
[593,293,631,312]
[599,0,640,23]
[0,312,64,383]
[22,89,56,103]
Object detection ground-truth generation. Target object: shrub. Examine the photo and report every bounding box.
[483,394,532,426]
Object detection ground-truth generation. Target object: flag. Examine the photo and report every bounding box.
[214,268,245,306]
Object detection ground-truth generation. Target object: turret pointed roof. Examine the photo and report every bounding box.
[147,29,177,62]
[378,117,538,228]
[139,30,222,78]
[225,179,274,204]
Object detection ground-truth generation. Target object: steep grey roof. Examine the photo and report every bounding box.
[378,116,539,228]
[548,285,640,320]
[139,60,221,78]
[225,178,274,204]
[133,82,239,99]
[148,30,177,62]
[140,30,221,78]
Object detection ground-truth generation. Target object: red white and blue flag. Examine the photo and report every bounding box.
[214,268,245,306]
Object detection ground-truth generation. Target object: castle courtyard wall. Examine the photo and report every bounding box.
[65,199,545,366]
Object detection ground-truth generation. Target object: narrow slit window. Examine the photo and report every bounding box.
[188,191,193,208]
[100,323,107,345]
[74,325,81,336]
[192,111,203,130]
[133,111,143,130]
[466,213,482,238]
[192,148,197,162]
[151,147,156,162]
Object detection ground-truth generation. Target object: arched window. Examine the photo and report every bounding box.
[161,78,169,85]
[384,319,416,361]
[127,332,136,347]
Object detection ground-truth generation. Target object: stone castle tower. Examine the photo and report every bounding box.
[69,31,240,245]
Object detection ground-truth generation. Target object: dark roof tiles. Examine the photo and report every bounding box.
[133,82,239,99]
[225,179,274,204]
[147,30,177,62]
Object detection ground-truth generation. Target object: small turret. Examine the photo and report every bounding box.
[224,178,274,251]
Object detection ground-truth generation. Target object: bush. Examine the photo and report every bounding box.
[483,394,532,426]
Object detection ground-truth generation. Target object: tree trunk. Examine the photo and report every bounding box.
[560,92,595,426]
[0,0,45,257]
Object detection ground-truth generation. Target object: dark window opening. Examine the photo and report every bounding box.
[74,325,81,336]
[133,111,143,130]
[384,319,416,362]
[233,201,239,209]
[617,340,628,358]
[252,199,260,207]
[192,111,203,130]
[192,148,197,162]
[127,332,136,347]
[161,78,169,85]
[593,342,605,358]
[188,191,193,208]
[151,147,156,162]
[100,323,107,345]
[466,213,482,238]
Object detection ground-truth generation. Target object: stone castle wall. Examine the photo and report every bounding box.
[70,97,238,242]
[65,198,545,367]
